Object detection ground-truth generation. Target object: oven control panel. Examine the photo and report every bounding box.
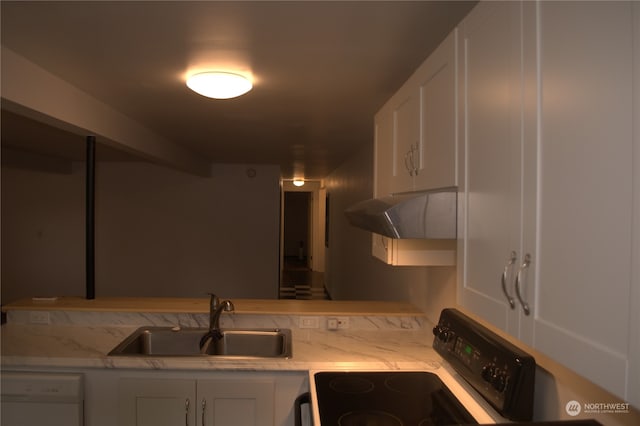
[433,309,535,421]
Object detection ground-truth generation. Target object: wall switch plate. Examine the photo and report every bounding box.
[29,311,50,325]
[299,316,320,329]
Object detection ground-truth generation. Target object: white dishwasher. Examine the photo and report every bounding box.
[1,371,84,426]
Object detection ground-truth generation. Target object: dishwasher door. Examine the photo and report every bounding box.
[1,372,84,426]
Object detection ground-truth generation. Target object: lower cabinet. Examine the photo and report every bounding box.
[199,380,275,426]
[116,372,307,426]
[119,379,196,426]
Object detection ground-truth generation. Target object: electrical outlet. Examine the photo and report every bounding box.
[327,316,349,330]
[29,311,50,325]
[299,316,320,329]
[327,318,338,330]
[335,316,349,329]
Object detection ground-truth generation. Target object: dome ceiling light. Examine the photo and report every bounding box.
[186,71,252,99]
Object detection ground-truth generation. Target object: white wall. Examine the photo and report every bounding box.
[1,160,281,303]
[324,142,456,322]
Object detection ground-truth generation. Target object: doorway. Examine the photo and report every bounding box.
[279,180,328,299]
[283,191,311,268]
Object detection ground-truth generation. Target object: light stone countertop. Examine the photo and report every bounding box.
[0,324,441,372]
[1,298,442,372]
[1,297,423,316]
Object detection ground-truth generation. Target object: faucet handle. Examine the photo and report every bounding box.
[221,299,235,312]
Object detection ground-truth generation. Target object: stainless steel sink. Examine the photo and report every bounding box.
[108,326,292,358]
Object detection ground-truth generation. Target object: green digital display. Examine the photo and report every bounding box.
[465,345,473,355]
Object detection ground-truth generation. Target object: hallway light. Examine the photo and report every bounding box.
[293,179,305,187]
[186,72,252,99]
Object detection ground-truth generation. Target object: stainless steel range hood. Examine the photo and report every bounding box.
[344,188,457,239]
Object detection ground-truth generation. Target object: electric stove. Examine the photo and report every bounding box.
[313,371,477,425]
[310,308,538,425]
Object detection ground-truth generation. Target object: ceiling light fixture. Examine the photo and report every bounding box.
[186,72,252,99]
[292,179,305,187]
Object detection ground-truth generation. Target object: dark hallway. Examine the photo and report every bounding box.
[279,191,329,299]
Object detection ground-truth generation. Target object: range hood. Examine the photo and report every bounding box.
[344,188,457,239]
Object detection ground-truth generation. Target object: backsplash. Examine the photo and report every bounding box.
[5,309,426,331]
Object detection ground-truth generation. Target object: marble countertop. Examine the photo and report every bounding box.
[2,297,423,316]
[0,324,441,372]
[1,298,441,372]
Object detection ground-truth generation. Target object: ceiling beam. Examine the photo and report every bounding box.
[1,46,211,177]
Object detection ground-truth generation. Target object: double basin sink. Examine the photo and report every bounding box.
[109,327,292,358]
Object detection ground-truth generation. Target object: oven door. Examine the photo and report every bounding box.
[309,367,501,426]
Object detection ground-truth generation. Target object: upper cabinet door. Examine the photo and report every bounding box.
[374,29,458,196]
[457,0,525,335]
[373,104,395,198]
[416,29,457,192]
[458,0,638,407]
[530,0,636,404]
[391,84,421,193]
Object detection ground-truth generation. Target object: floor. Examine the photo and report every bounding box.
[279,257,330,300]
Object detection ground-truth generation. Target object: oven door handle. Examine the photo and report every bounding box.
[294,392,311,426]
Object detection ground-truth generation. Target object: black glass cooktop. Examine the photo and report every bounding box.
[314,371,478,426]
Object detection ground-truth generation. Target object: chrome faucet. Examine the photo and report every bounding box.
[200,293,235,349]
[210,298,235,331]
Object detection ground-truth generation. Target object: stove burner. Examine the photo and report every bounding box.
[315,372,478,425]
[329,376,375,394]
[338,410,403,426]
[385,374,436,394]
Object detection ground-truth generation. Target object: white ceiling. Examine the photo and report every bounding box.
[1,1,476,179]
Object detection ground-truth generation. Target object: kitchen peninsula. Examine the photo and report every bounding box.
[3,297,640,426]
[1,297,434,370]
[1,297,438,426]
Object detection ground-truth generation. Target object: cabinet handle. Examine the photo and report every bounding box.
[410,143,419,176]
[501,251,517,309]
[201,399,206,426]
[515,253,531,316]
[185,398,190,426]
[403,143,419,177]
[404,150,414,176]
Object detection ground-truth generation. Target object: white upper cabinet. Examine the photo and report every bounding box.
[416,30,457,192]
[457,0,526,338]
[373,105,394,198]
[392,83,420,193]
[375,29,457,196]
[370,27,459,267]
[532,0,636,406]
[457,0,638,407]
